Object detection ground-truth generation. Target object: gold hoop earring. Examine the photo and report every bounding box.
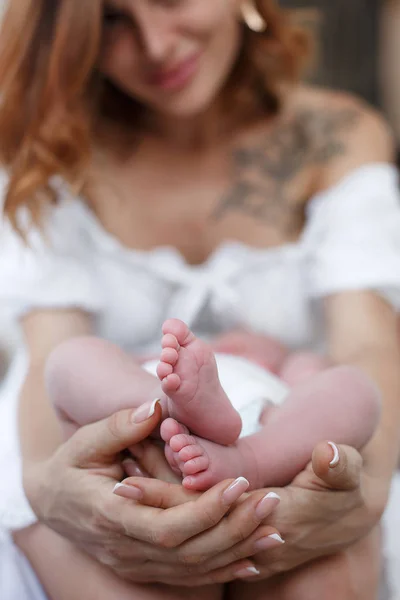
[240,1,267,33]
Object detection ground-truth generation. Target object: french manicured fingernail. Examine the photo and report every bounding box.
[133,399,161,423]
[112,483,143,500]
[255,492,281,520]
[235,565,260,578]
[254,533,285,550]
[328,441,340,467]
[222,477,250,505]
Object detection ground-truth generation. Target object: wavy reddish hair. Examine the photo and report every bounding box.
[0,0,310,229]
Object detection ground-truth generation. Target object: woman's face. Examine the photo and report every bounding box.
[99,0,242,118]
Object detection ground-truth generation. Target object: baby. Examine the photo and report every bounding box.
[46,318,381,491]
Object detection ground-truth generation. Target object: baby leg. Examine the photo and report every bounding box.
[47,323,242,446]
[240,364,381,487]
[46,336,162,439]
[279,351,331,386]
[165,365,380,490]
[211,330,288,374]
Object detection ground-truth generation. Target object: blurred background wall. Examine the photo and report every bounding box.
[381,0,400,144]
[282,0,400,148]
[282,0,381,106]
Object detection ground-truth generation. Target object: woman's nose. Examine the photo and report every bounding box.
[138,14,176,64]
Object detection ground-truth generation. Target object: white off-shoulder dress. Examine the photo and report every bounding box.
[1,163,400,599]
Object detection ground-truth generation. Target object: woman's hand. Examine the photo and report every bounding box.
[127,441,387,589]
[246,442,386,579]
[23,402,282,584]
[228,442,386,599]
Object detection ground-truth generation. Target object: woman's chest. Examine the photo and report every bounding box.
[91,139,316,265]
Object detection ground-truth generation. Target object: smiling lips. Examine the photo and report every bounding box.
[148,52,201,91]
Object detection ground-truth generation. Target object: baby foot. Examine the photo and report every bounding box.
[161,418,258,491]
[157,319,242,445]
[160,418,190,477]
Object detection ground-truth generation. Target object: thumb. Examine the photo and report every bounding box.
[67,400,162,466]
[312,441,363,491]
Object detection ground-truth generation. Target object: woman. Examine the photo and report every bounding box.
[0,0,400,598]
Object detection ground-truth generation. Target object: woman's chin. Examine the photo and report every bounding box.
[152,103,209,122]
[149,85,221,123]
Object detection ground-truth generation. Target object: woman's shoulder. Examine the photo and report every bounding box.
[290,85,395,190]
[291,84,391,136]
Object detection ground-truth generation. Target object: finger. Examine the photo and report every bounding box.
[112,477,251,547]
[115,559,258,585]
[112,488,281,568]
[110,559,205,582]
[176,490,281,562]
[68,401,162,466]
[203,524,284,572]
[130,440,181,483]
[113,476,199,507]
[85,526,261,580]
[156,560,263,587]
[312,442,362,491]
